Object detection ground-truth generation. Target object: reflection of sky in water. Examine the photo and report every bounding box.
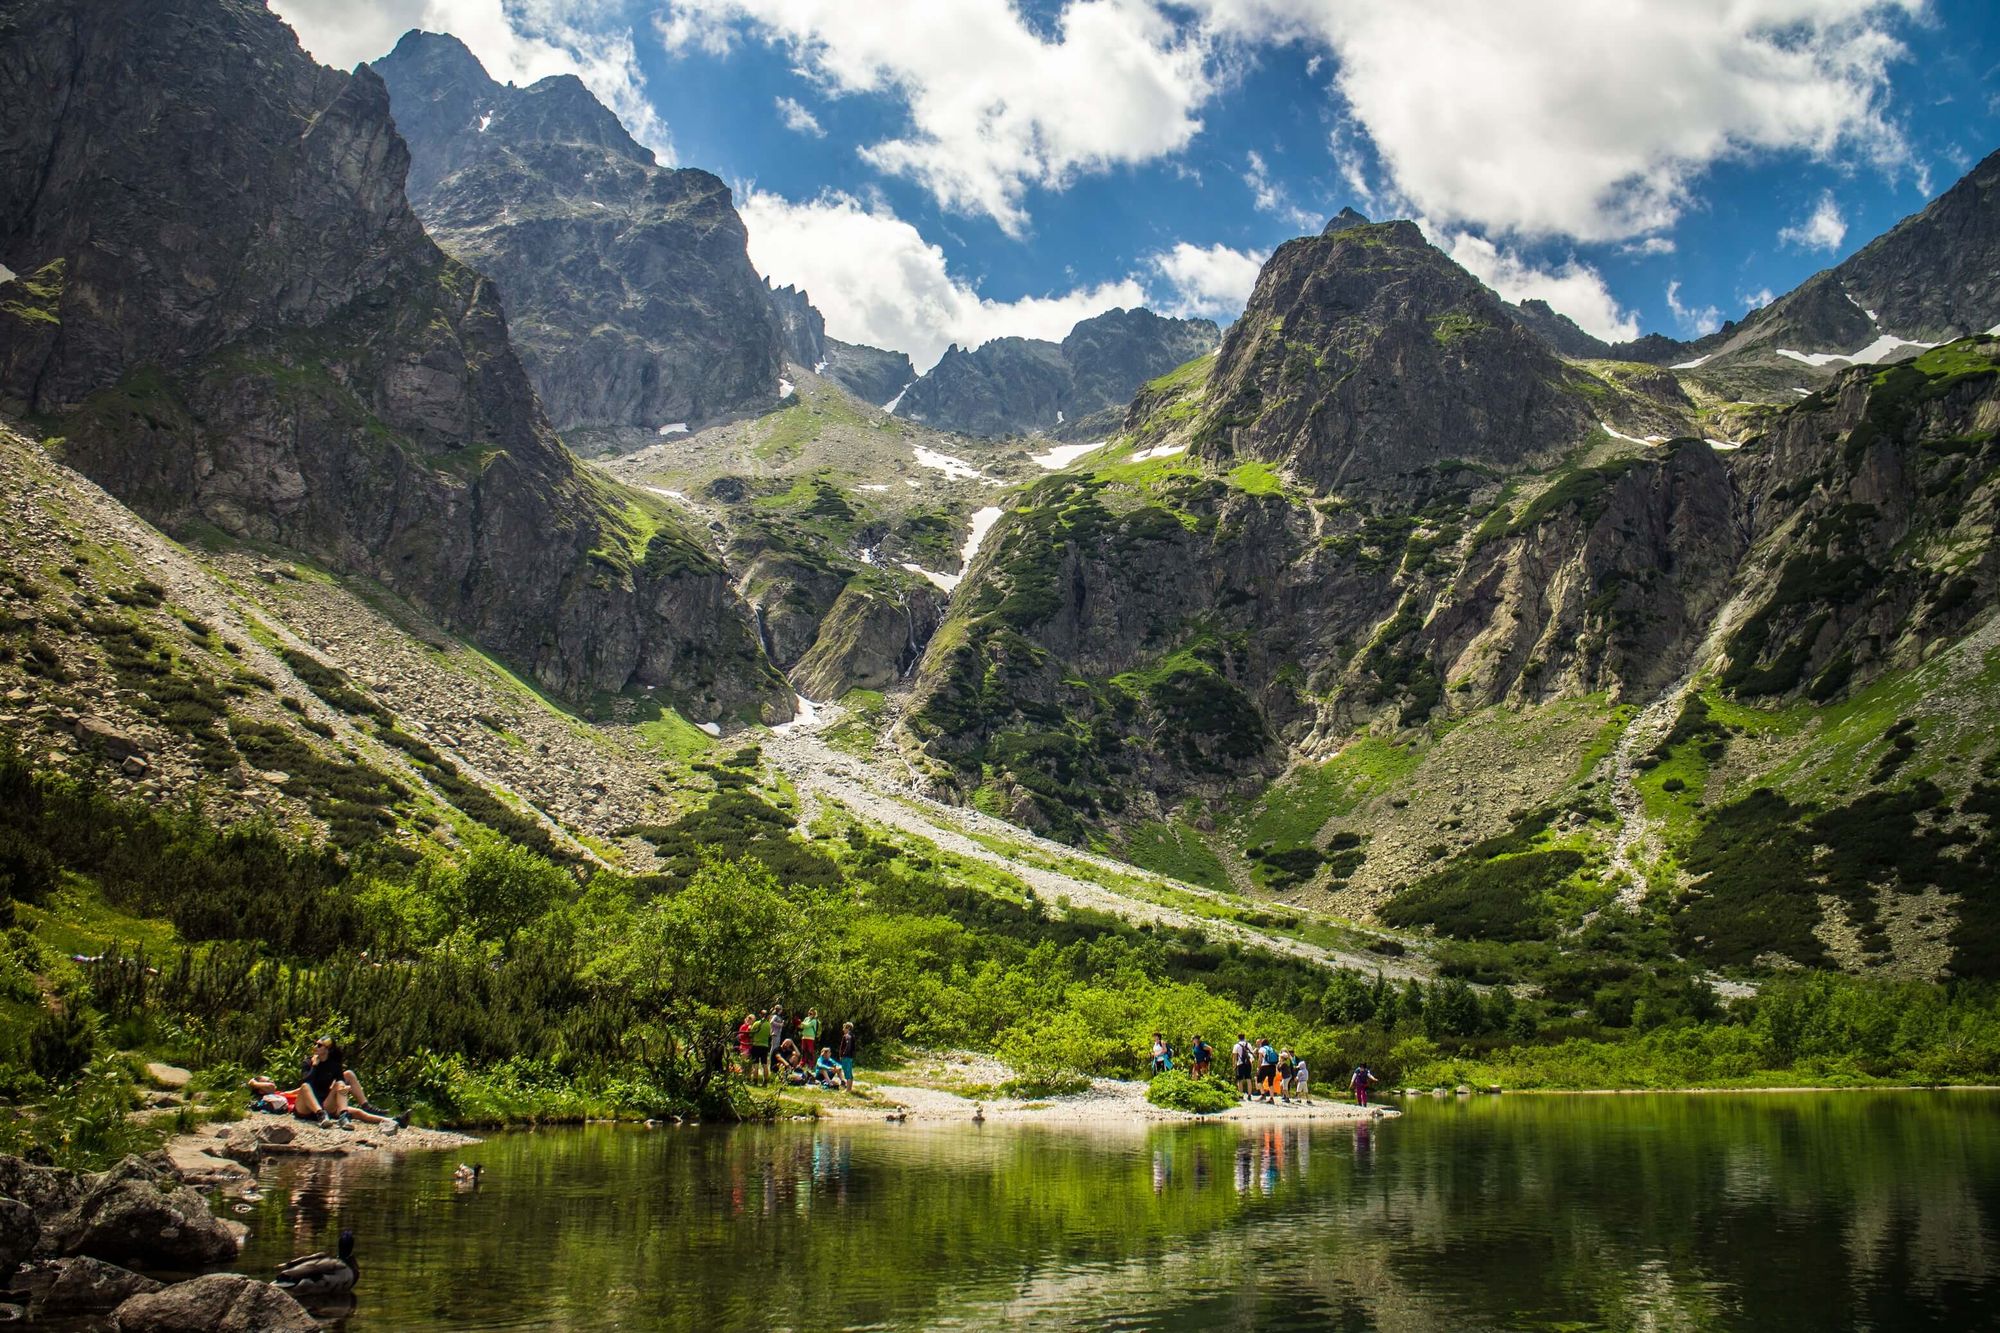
[230,1094,2000,1331]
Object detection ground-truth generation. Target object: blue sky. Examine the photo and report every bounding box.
[280,1,2000,371]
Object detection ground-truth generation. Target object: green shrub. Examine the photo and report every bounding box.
[1145,1068,1238,1113]
[29,1005,98,1088]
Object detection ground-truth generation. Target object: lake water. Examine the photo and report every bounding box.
[225,1092,2000,1331]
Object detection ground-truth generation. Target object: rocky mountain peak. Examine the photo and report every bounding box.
[1198,217,1592,486]
[768,282,828,368]
[374,32,782,433]
[0,0,788,720]
[1323,206,1371,234]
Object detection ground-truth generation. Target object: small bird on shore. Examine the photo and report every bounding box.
[275,1229,359,1298]
[971,1104,985,1124]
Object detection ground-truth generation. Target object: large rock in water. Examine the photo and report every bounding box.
[0,0,788,721]
[20,1256,163,1318]
[52,1157,241,1271]
[373,29,784,431]
[112,1274,316,1333]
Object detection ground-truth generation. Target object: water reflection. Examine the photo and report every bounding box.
[227,1094,2000,1331]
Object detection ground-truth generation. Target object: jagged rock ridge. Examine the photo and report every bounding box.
[898,308,1220,438]
[374,29,784,432]
[0,0,788,721]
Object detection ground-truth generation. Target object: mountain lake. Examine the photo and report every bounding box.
[222,1091,2000,1330]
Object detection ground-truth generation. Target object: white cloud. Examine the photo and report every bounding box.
[1620,236,1677,256]
[1148,242,1268,320]
[271,0,672,159]
[1739,287,1776,312]
[662,0,1213,236]
[1242,151,1320,232]
[739,190,1147,370]
[1190,0,1921,242]
[1666,279,1722,336]
[774,95,825,137]
[1777,190,1848,250]
[1432,229,1640,341]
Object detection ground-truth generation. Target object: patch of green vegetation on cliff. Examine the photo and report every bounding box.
[1721,502,1882,697]
[1380,809,1592,941]
[1226,461,1286,496]
[1240,739,1421,853]
[0,258,66,325]
[1429,312,1491,346]
[1504,456,1644,536]
[1107,638,1267,774]
[1121,817,1229,892]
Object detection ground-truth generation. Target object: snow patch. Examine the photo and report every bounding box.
[1055,410,1064,424]
[857,483,891,492]
[770,695,823,734]
[1989,323,2000,337]
[1133,442,1187,461]
[1775,348,1847,368]
[1793,387,1812,396]
[0,261,14,286]
[1669,355,1710,369]
[813,359,827,374]
[913,445,991,482]
[1704,438,1742,451]
[905,479,921,489]
[1030,439,1107,470]
[696,721,722,738]
[883,382,915,413]
[657,422,688,436]
[1844,292,1879,322]
[1598,422,1660,448]
[1777,334,1937,368]
[643,486,689,502]
[778,377,795,399]
[958,505,1003,569]
[900,504,1006,595]
[477,112,492,133]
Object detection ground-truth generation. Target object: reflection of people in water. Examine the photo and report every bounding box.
[1234,1143,1253,1194]
[287,1159,346,1248]
[1352,1122,1374,1163]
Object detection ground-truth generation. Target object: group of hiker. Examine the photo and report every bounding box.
[1155,1032,1381,1106]
[737,1005,858,1091]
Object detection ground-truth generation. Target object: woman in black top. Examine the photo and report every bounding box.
[292,1038,404,1127]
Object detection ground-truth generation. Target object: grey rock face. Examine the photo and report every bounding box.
[792,583,945,700]
[374,30,784,431]
[0,0,787,720]
[768,283,827,369]
[112,1273,317,1333]
[824,339,917,407]
[898,308,1218,438]
[1202,220,1591,487]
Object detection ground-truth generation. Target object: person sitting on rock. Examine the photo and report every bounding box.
[251,1037,406,1129]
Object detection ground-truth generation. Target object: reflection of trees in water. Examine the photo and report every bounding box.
[230,1100,2000,1331]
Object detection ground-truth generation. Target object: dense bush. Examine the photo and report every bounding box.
[1145,1069,1238,1113]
